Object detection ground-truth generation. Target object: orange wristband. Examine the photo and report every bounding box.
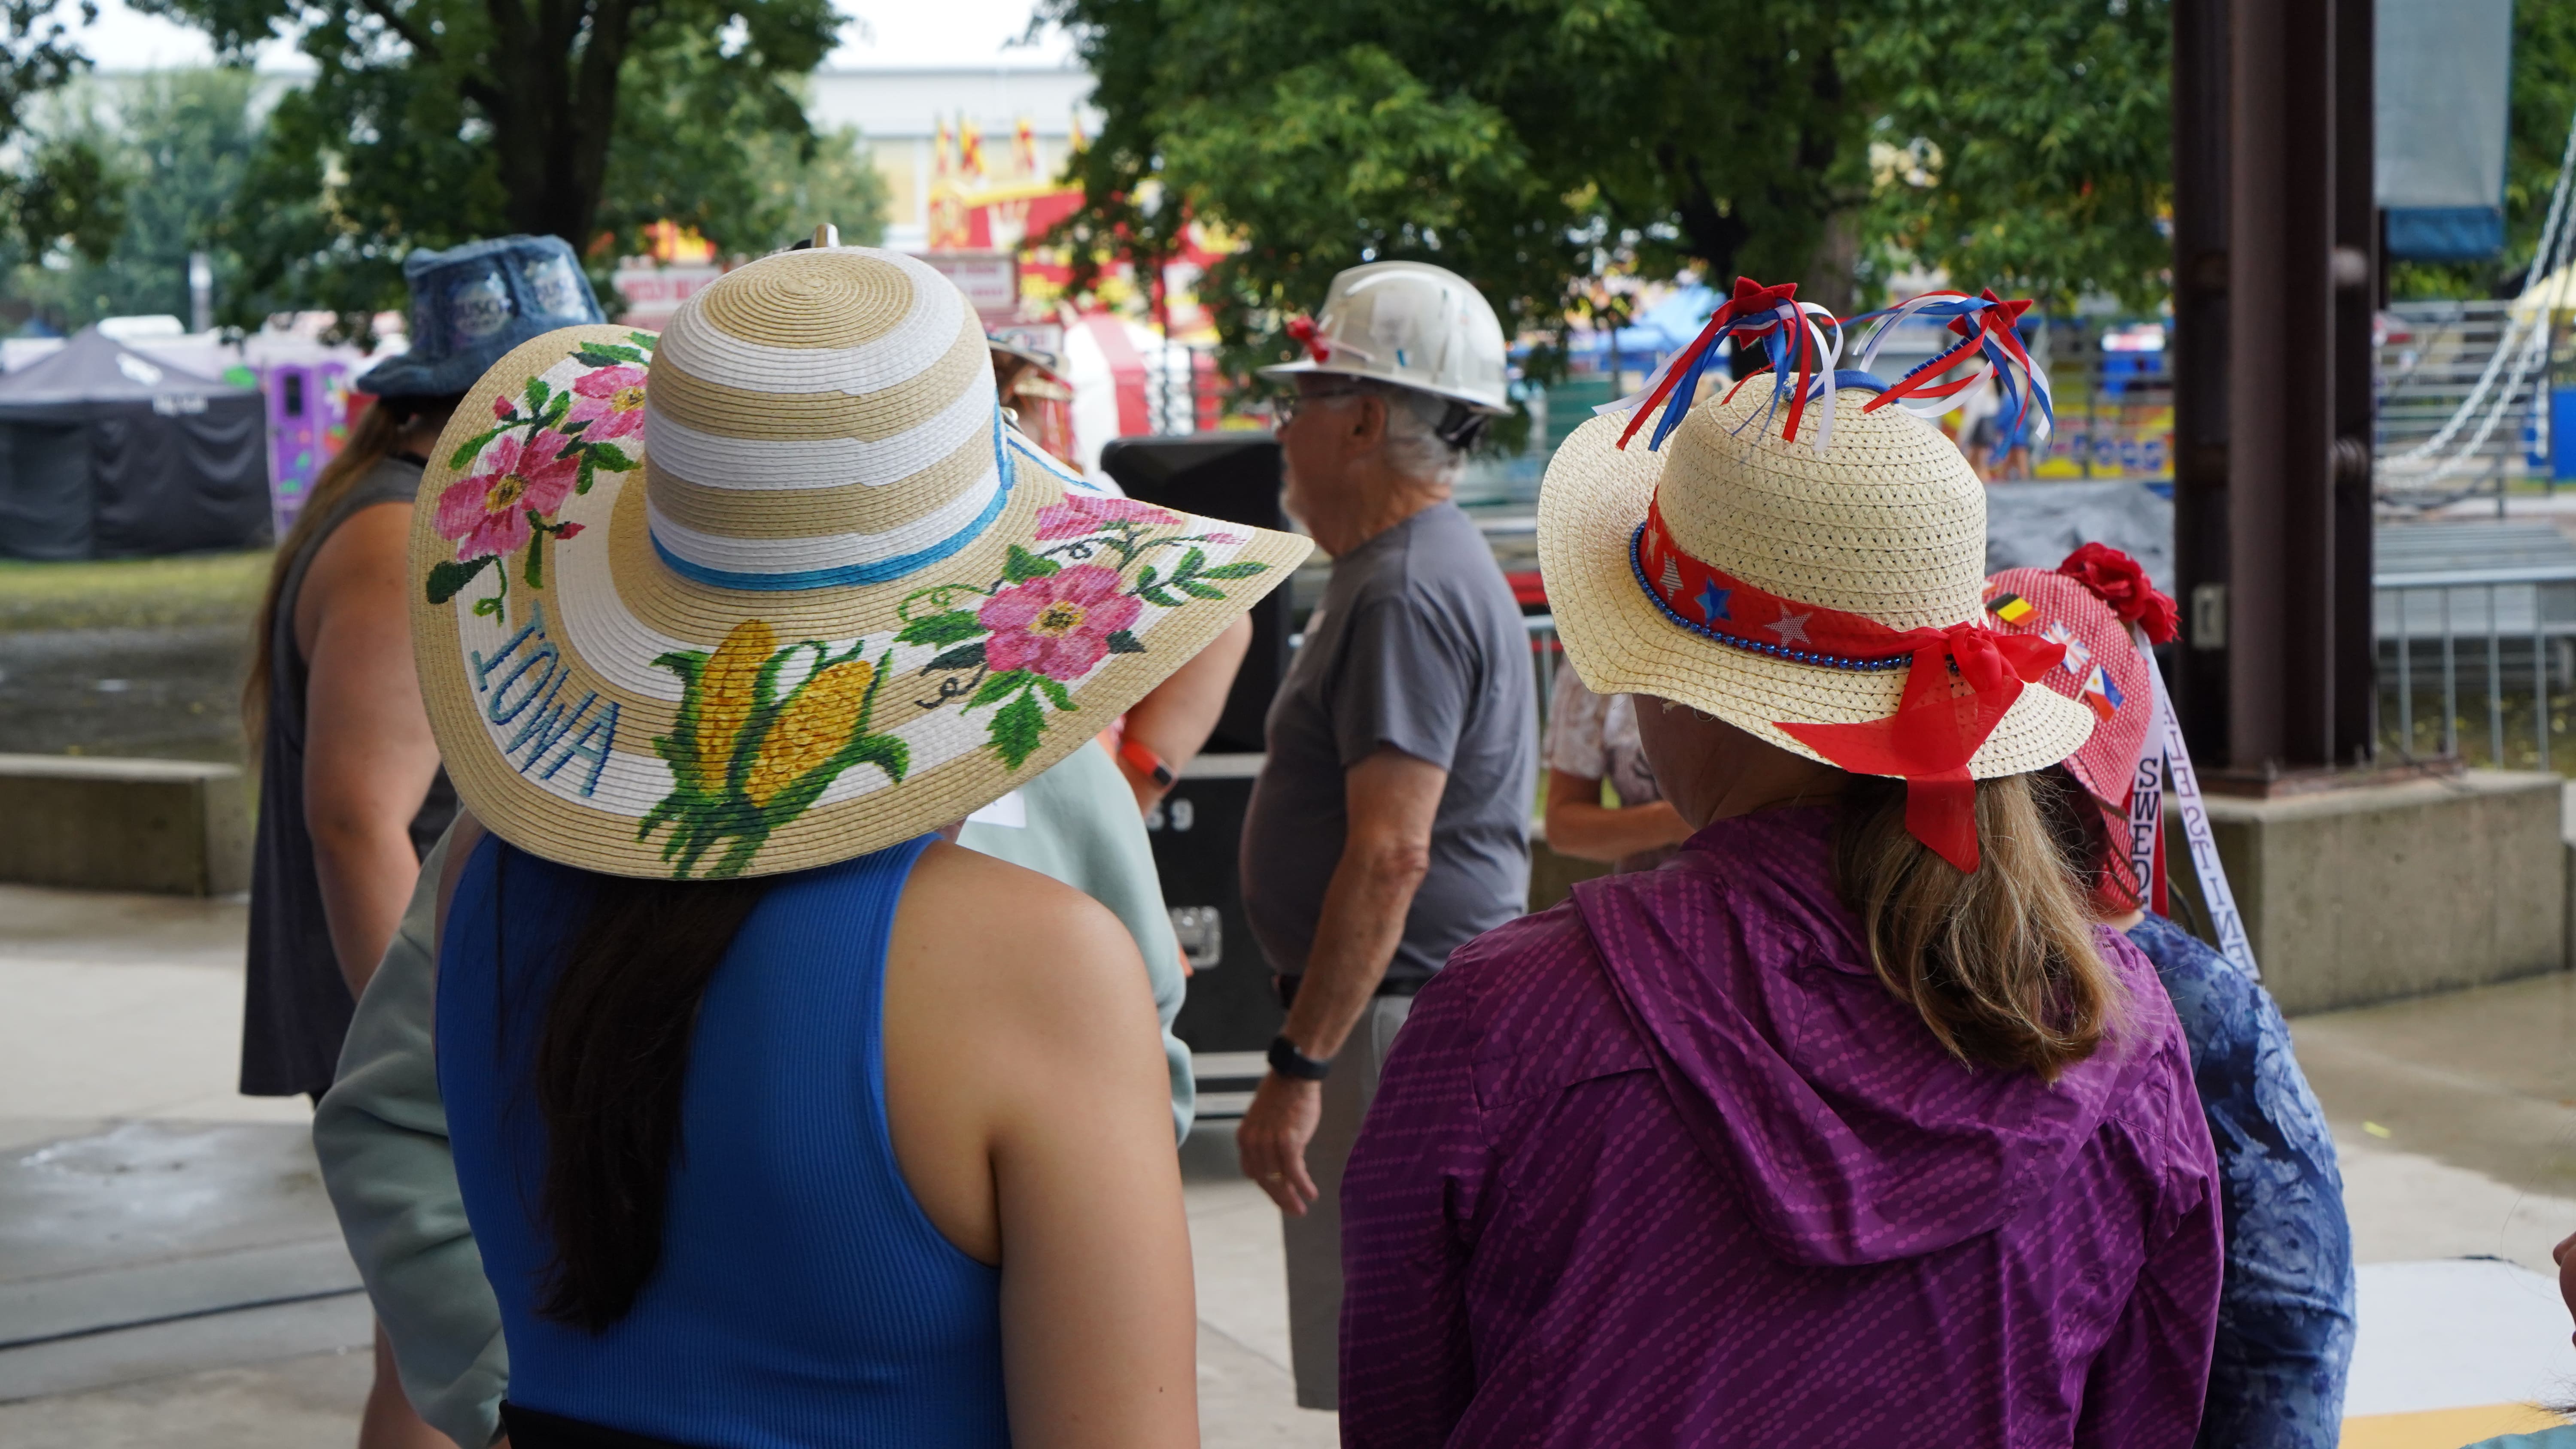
[1118,736,1175,789]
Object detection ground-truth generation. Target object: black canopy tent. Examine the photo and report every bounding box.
[0,327,270,560]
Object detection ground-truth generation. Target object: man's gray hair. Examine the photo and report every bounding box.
[1351,379,1473,486]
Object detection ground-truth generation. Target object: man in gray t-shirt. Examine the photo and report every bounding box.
[1242,500,1534,988]
[1232,261,1534,1410]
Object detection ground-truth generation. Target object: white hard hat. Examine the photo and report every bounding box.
[1261,261,1510,416]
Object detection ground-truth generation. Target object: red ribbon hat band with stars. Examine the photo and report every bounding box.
[1634,501,2065,873]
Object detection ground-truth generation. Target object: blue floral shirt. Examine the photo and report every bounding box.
[2125,912,2356,1449]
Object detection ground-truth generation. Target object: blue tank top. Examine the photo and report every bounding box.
[437,833,1009,1449]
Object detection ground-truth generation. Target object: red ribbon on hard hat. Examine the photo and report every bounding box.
[1285,315,1330,364]
[1637,501,2066,871]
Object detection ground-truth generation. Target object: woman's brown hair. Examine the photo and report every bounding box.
[498,851,772,1332]
[1832,770,2123,1080]
[241,394,460,745]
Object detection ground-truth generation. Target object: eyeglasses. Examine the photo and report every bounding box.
[1273,386,1370,425]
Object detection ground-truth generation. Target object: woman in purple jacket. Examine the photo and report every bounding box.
[1339,302,2224,1448]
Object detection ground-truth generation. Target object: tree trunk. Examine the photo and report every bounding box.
[1799,210,1858,317]
[481,0,635,246]
[1668,151,1749,288]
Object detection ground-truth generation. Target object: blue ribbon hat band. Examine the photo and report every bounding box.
[648,406,1020,593]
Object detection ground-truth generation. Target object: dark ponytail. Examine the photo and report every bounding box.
[520,857,772,1333]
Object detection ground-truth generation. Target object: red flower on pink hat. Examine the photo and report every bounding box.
[978,564,1141,679]
[565,364,647,441]
[1034,492,1179,540]
[2056,543,2178,644]
[435,430,580,561]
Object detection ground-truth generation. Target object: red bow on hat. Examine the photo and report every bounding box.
[1779,623,2066,873]
[1637,504,2066,872]
[1285,315,1330,364]
[2056,543,2179,644]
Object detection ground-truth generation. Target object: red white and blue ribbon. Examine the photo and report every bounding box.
[1634,501,2065,871]
[1845,288,2054,461]
[1596,277,1847,452]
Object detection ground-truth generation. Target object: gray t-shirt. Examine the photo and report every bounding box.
[1242,501,1535,988]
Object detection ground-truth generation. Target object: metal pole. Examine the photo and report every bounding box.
[2330,0,2378,764]
[2397,586,2413,752]
[2487,582,2503,763]
[2170,0,2233,763]
[2441,588,2458,758]
[2537,591,2552,770]
[2225,0,2345,770]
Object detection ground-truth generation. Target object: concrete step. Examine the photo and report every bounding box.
[0,754,248,896]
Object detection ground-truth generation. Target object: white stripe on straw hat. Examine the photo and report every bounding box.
[409,245,1310,880]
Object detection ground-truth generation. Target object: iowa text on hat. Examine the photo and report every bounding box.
[470,603,620,797]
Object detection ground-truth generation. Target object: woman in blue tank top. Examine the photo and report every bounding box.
[398,246,1309,1447]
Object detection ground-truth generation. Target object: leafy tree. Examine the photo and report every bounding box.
[1045,0,2189,396]
[0,0,125,271]
[599,32,890,254]
[140,0,856,331]
[1852,0,2172,311]
[1042,0,1868,386]
[5,69,260,330]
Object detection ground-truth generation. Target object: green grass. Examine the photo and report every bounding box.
[0,550,273,632]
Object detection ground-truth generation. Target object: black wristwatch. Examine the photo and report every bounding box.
[1267,1035,1332,1082]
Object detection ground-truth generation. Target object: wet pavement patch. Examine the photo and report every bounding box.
[0,1123,362,1401]
[0,628,249,767]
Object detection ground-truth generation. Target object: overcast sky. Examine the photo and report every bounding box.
[59,0,1076,72]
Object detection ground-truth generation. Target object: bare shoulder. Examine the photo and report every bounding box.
[307,497,413,581]
[296,500,413,642]
[892,840,1152,1027]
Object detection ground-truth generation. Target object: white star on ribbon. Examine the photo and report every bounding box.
[1661,558,1685,597]
[1770,611,1813,646]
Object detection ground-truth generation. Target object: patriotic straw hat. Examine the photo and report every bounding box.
[1983,545,2180,814]
[408,246,1309,880]
[1536,278,2093,870]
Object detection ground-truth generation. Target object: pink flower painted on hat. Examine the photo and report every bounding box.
[978,564,1140,680]
[436,430,580,561]
[565,364,648,441]
[1034,492,1179,540]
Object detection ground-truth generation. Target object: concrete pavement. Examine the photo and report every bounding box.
[5,875,2575,1445]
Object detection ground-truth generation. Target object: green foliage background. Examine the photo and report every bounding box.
[21,0,893,336]
[3,69,258,330]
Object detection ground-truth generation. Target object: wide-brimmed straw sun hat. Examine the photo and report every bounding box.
[408,245,1310,880]
[1537,278,2094,871]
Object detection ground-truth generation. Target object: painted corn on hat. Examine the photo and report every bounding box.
[409,245,1310,879]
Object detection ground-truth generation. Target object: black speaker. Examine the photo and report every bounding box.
[1143,760,1281,1058]
[1098,432,1292,753]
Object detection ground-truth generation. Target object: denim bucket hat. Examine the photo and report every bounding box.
[355,235,608,398]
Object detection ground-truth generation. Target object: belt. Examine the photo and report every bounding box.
[500,1404,701,1449]
[1273,973,1424,1009]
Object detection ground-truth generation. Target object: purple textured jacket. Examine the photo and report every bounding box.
[1339,808,2223,1448]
